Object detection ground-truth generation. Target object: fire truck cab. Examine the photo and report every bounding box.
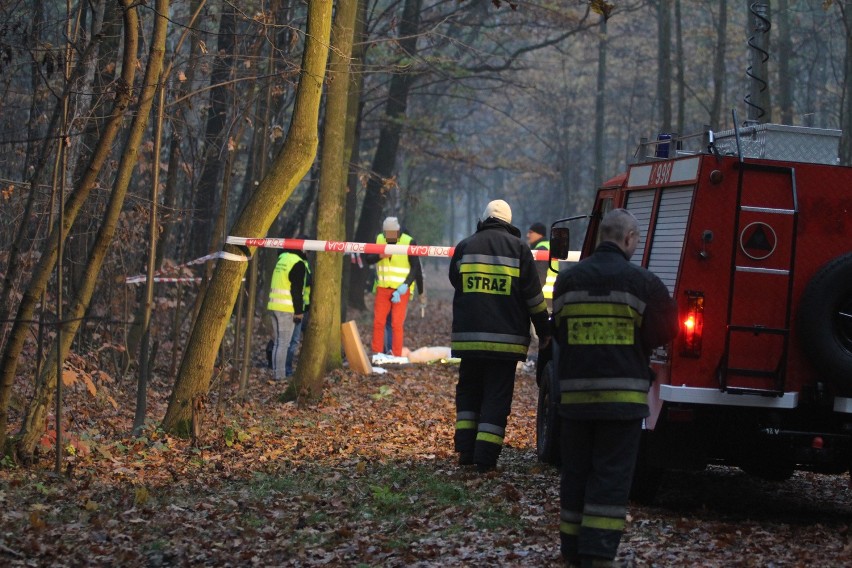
[537,123,852,500]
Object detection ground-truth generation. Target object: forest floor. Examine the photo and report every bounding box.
[2,261,852,566]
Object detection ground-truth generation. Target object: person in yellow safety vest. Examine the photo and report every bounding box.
[382,223,425,353]
[285,241,312,376]
[364,216,422,357]
[527,222,556,307]
[267,248,309,380]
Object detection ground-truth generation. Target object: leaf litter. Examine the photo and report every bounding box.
[1,276,851,566]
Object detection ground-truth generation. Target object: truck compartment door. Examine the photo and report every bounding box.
[720,163,798,395]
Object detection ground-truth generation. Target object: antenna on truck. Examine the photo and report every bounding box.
[744,2,771,123]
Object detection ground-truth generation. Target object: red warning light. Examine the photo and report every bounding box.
[682,291,704,357]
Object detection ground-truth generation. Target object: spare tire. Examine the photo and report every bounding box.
[797,252,852,396]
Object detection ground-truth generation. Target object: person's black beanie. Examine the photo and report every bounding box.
[529,222,547,237]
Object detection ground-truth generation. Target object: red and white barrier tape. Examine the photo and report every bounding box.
[225,236,581,262]
[125,237,580,285]
[126,277,202,284]
[124,250,249,284]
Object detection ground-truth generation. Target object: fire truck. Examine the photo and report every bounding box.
[536,122,852,500]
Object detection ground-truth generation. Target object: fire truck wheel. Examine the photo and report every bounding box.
[740,460,794,481]
[797,252,852,395]
[629,432,661,504]
[535,360,562,467]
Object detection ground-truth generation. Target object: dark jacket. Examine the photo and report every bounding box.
[449,217,550,361]
[530,237,550,290]
[553,241,679,420]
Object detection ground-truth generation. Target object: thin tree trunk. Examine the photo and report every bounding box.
[0,0,139,455]
[674,0,685,135]
[710,0,728,128]
[656,0,672,133]
[348,0,422,310]
[839,1,852,165]
[341,0,368,322]
[188,2,237,259]
[0,26,106,350]
[124,0,208,372]
[15,0,168,459]
[287,0,359,401]
[593,14,607,187]
[161,0,333,435]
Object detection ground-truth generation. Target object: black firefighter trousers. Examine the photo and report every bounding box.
[454,357,516,468]
[559,417,642,562]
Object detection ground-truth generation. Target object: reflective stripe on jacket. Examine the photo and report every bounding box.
[553,241,678,420]
[267,253,307,313]
[534,240,558,299]
[449,218,550,361]
[375,233,412,289]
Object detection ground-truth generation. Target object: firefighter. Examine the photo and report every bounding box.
[527,221,556,305]
[552,209,678,567]
[267,247,309,380]
[364,216,422,357]
[449,199,551,472]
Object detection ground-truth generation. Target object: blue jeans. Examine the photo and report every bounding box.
[271,311,296,380]
[286,317,304,376]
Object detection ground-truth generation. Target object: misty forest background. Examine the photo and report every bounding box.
[1,0,851,459]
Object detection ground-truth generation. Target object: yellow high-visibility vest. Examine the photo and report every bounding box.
[267,253,307,313]
[375,233,412,289]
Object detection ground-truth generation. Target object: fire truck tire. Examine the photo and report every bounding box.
[740,460,794,482]
[629,432,661,504]
[797,252,852,395]
[535,360,562,467]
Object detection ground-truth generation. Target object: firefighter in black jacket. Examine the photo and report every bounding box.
[449,199,551,473]
[552,208,678,567]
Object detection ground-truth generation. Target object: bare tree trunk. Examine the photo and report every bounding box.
[188,1,237,259]
[839,1,852,165]
[776,0,793,125]
[341,0,368,322]
[124,0,208,372]
[287,0,359,401]
[657,0,672,133]
[674,0,685,135]
[15,0,168,459]
[710,0,728,128]
[0,0,139,455]
[0,19,107,349]
[348,0,422,310]
[161,0,333,435]
[593,13,607,187]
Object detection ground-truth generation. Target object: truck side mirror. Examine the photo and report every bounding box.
[550,227,570,269]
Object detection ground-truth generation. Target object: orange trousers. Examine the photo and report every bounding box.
[371,286,410,356]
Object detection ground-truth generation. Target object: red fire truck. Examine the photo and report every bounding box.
[537,122,852,500]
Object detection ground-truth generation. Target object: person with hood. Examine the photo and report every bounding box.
[448,199,551,472]
[267,245,310,380]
